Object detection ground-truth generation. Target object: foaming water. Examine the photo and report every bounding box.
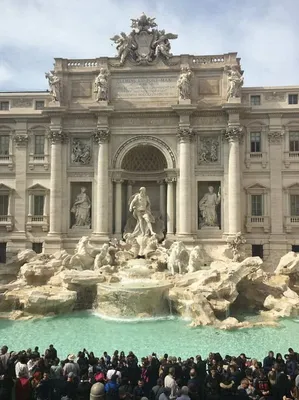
[0,312,298,360]
[91,311,176,323]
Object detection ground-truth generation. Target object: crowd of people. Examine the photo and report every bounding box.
[0,344,299,400]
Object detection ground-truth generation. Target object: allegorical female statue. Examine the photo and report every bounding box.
[129,187,155,237]
[177,67,193,100]
[71,187,91,228]
[94,68,110,102]
[45,71,61,102]
[198,186,221,227]
[225,64,244,101]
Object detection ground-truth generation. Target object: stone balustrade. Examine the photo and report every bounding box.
[245,215,270,233]
[284,216,299,233]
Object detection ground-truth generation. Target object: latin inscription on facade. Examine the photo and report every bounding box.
[111,76,177,99]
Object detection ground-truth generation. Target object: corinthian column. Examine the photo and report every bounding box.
[224,124,243,234]
[165,177,176,235]
[93,128,110,237]
[47,129,67,236]
[177,127,194,236]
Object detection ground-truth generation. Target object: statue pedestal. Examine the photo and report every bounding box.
[227,97,241,104]
[178,99,191,105]
[48,101,61,107]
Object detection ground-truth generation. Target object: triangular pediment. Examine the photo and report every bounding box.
[27,184,48,191]
[245,183,269,191]
[286,183,299,190]
[0,183,13,192]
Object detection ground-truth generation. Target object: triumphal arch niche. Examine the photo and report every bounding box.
[44,12,245,251]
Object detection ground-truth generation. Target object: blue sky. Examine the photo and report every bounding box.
[0,0,298,91]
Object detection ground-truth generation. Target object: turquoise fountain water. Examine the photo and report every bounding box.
[0,312,299,360]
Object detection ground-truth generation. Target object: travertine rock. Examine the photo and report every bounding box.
[275,252,299,275]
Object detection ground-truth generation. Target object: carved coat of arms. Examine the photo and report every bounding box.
[110,13,178,65]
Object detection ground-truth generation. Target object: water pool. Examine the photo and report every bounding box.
[0,312,298,360]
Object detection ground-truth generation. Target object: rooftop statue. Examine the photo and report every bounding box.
[110,13,178,65]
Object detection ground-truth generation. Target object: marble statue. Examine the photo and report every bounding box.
[177,67,193,100]
[199,186,221,227]
[226,232,246,262]
[111,14,177,65]
[94,68,110,102]
[225,65,244,101]
[71,139,91,164]
[45,71,60,102]
[71,187,91,228]
[110,32,136,65]
[129,187,155,237]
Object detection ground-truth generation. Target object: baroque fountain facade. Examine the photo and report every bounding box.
[0,14,299,328]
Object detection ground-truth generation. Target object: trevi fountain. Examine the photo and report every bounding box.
[0,186,299,358]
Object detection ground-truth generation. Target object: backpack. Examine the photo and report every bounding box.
[106,382,119,400]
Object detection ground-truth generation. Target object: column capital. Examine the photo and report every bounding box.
[165,177,177,183]
[93,128,110,144]
[14,133,28,147]
[48,128,68,144]
[223,124,244,142]
[177,126,195,143]
[267,129,285,144]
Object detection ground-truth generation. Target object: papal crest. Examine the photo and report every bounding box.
[110,13,178,66]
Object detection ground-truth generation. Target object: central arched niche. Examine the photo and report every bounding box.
[119,144,168,236]
[121,145,167,171]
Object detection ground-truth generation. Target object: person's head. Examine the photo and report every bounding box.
[54,358,60,366]
[138,379,144,387]
[240,379,249,389]
[181,387,189,396]
[210,368,217,378]
[81,186,86,193]
[49,344,54,349]
[43,372,49,380]
[240,353,246,360]
[190,369,196,378]
[169,367,175,377]
[208,186,214,193]
[268,351,274,358]
[276,353,283,360]
[288,348,294,354]
[34,346,39,352]
[258,370,265,379]
[157,378,163,386]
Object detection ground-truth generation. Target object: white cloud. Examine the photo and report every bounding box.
[0,0,298,90]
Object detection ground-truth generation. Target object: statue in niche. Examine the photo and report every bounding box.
[199,186,221,228]
[225,64,244,101]
[71,187,91,228]
[71,139,91,164]
[177,67,193,100]
[45,71,61,102]
[128,187,155,237]
[94,68,110,101]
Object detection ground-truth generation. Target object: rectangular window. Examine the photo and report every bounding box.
[0,195,8,215]
[0,102,9,111]
[32,243,43,253]
[0,243,6,263]
[35,101,45,110]
[289,131,299,152]
[252,244,264,259]
[34,135,45,155]
[250,95,261,106]
[250,132,261,152]
[251,194,263,216]
[33,195,44,216]
[0,135,9,156]
[290,194,299,216]
[288,94,298,105]
[292,245,299,253]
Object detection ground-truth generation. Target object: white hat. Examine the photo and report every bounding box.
[68,354,76,361]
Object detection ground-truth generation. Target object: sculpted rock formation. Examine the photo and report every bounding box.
[0,235,299,329]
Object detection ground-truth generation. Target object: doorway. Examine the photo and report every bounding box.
[252,244,263,259]
[0,243,7,263]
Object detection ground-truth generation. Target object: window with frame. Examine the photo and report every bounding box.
[250,132,261,152]
[35,101,45,110]
[0,102,9,111]
[250,95,261,106]
[251,194,263,216]
[0,135,9,156]
[32,242,43,253]
[34,135,45,155]
[288,94,298,105]
[290,195,299,216]
[33,195,44,216]
[0,195,8,216]
[289,131,299,152]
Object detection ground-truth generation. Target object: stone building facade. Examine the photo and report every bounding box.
[0,14,298,263]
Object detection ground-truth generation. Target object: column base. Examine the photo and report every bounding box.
[44,234,64,254]
[90,233,111,244]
